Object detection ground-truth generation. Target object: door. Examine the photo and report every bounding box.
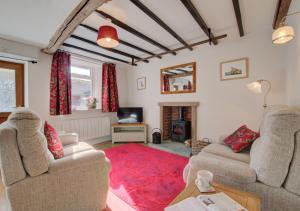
[0,60,24,123]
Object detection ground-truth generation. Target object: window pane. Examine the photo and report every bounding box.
[0,68,16,112]
[71,78,92,107]
[71,66,90,77]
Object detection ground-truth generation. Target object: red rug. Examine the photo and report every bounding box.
[104,143,188,211]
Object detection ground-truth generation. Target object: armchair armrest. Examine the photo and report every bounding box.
[58,133,79,146]
[218,134,228,144]
[49,150,110,174]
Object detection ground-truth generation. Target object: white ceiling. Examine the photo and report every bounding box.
[63,0,280,64]
[0,0,81,47]
[0,0,293,64]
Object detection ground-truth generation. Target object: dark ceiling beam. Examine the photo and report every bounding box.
[180,0,217,45]
[70,34,149,63]
[130,0,192,51]
[232,0,244,37]
[95,10,176,55]
[79,24,161,59]
[135,34,227,63]
[163,71,177,75]
[176,69,189,73]
[62,43,136,65]
[118,40,161,59]
[273,0,292,29]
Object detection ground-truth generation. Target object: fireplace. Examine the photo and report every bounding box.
[159,102,199,146]
[171,120,191,142]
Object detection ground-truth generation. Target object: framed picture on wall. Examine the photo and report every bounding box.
[137,77,146,90]
[220,57,249,81]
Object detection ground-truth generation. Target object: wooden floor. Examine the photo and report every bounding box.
[0,141,140,211]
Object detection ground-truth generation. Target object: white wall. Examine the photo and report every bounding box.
[126,28,287,142]
[285,2,300,105]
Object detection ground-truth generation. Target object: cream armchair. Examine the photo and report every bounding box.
[0,109,111,211]
[183,106,300,211]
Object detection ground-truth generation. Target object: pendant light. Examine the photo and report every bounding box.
[272,12,299,45]
[97,19,119,48]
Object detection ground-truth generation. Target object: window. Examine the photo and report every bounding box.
[0,60,24,123]
[71,66,92,109]
[70,57,102,110]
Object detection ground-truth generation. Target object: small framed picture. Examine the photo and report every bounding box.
[137,77,146,90]
[220,57,249,81]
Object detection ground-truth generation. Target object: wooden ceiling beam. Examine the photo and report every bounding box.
[70,34,149,63]
[62,43,136,65]
[176,69,189,73]
[273,0,292,29]
[79,24,162,59]
[135,34,227,63]
[232,0,245,37]
[130,0,192,51]
[180,0,217,45]
[95,10,176,55]
[42,0,110,54]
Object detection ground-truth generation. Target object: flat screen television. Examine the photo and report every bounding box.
[117,107,143,123]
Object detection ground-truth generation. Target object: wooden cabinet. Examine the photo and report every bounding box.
[112,123,147,144]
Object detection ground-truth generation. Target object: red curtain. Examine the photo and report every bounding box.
[163,75,170,91]
[102,63,119,112]
[49,51,72,115]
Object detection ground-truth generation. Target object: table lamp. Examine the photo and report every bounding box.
[247,79,271,108]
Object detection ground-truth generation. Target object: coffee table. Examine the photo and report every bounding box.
[170,182,261,211]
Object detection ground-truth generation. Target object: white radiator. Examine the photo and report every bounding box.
[51,116,111,141]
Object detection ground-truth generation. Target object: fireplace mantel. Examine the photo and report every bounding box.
[158,102,200,107]
[159,102,199,148]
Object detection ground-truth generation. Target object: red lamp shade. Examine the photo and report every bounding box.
[97,25,119,48]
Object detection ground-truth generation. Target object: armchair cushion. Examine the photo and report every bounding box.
[44,121,64,159]
[8,108,50,177]
[0,122,26,186]
[203,144,250,163]
[63,142,94,157]
[59,133,79,146]
[250,107,300,187]
[49,149,107,174]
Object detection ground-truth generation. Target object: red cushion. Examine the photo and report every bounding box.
[44,121,64,159]
[224,125,259,153]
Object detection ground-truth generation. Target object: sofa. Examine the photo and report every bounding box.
[0,109,111,211]
[183,106,300,211]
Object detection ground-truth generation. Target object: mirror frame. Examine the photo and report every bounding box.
[160,62,196,94]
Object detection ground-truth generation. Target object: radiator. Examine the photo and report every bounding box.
[51,116,111,141]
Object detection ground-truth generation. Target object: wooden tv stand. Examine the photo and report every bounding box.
[112,123,147,144]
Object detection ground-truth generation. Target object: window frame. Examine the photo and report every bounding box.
[0,60,24,123]
[70,57,102,111]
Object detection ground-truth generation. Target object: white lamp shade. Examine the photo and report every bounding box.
[272,25,295,44]
[247,81,262,93]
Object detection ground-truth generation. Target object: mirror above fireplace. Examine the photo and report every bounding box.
[160,62,196,94]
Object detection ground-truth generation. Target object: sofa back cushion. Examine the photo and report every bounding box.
[0,122,26,186]
[8,108,51,176]
[250,107,300,187]
[284,130,300,195]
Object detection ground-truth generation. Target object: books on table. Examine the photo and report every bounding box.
[164,192,248,211]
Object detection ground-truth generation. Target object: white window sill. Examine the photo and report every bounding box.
[72,107,102,112]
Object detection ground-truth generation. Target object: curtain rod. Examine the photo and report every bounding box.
[58,49,116,65]
[0,55,37,64]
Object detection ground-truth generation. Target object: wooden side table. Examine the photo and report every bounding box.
[170,183,261,211]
